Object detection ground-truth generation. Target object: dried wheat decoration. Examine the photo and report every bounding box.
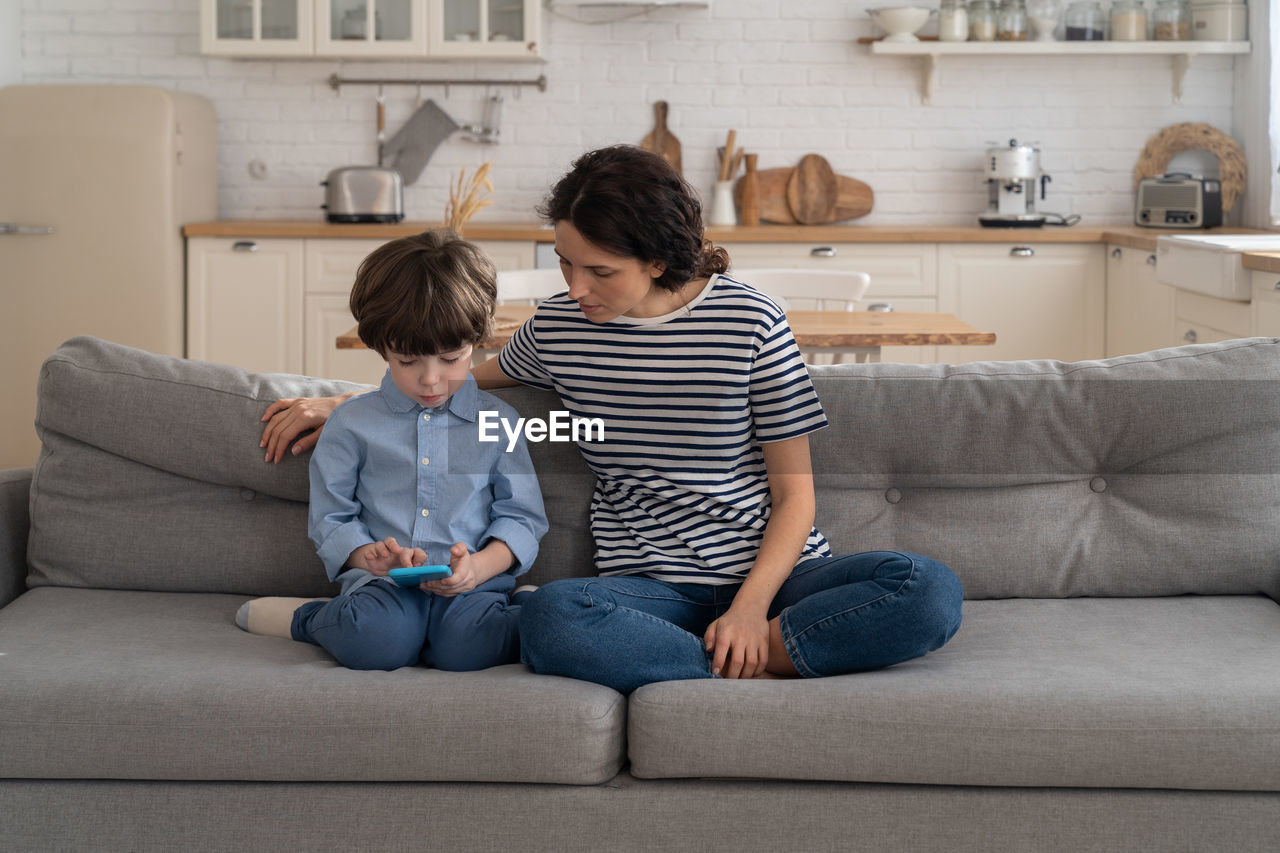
[444,162,493,233]
[1133,122,1246,213]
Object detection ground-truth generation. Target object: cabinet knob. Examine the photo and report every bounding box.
[810,247,836,258]
[1146,254,1157,265]
[232,241,259,253]
[1111,248,1122,259]
[1274,281,1280,291]
[1010,246,1035,258]
[1183,329,1198,343]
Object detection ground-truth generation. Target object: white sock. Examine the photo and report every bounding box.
[235,597,330,639]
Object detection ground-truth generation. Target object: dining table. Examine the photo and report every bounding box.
[336,304,995,363]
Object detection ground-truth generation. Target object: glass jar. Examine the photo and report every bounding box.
[939,0,970,41]
[1110,0,1148,40]
[1027,0,1061,40]
[1152,0,1190,40]
[1063,0,1105,39]
[997,0,1028,40]
[968,0,998,40]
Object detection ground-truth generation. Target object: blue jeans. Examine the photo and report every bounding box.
[292,574,520,671]
[518,551,962,694]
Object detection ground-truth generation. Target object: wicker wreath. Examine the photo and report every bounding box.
[1133,122,1246,213]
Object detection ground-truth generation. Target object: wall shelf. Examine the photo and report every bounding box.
[867,41,1251,105]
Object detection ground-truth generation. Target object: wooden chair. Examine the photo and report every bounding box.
[727,268,873,363]
[496,268,566,305]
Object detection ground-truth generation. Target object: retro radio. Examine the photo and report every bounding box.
[1135,173,1222,229]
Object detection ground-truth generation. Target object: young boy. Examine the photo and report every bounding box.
[237,229,548,671]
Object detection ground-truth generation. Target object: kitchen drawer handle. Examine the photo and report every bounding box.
[1010,246,1035,258]
[1146,254,1157,265]
[810,247,836,258]
[232,241,259,253]
[1111,248,1122,259]
[1183,329,1198,344]
[866,303,894,312]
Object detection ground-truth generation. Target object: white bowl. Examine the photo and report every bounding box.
[868,6,934,42]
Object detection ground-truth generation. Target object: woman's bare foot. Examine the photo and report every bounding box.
[765,616,799,677]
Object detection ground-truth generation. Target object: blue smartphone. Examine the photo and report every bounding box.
[388,565,452,587]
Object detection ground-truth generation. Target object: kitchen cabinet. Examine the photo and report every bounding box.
[1173,288,1252,346]
[429,0,541,58]
[1253,271,1280,338]
[187,238,305,374]
[721,242,939,363]
[302,237,534,385]
[314,0,427,57]
[188,235,533,381]
[935,243,1105,363]
[200,0,540,58]
[1105,245,1176,357]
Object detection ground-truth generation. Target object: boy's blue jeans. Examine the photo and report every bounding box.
[519,551,963,694]
[291,574,520,671]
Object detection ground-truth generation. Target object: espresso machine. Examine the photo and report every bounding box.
[979,138,1065,228]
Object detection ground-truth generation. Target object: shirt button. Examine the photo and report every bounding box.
[423,414,430,421]
[421,509,430,517]
[421,457,430,465]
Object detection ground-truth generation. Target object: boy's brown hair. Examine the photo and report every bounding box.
[349,228,497,358]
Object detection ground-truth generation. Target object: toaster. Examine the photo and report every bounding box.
[321,166,404,223]
[1135,173,1222,229]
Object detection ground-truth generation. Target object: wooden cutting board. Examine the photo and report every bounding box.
[640,101,682,176]
[736,167,874,224]
[786,154,837,224]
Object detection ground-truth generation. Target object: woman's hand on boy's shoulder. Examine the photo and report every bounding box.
[260,394,350,463]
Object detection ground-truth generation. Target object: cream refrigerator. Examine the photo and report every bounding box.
[0,84,217,468]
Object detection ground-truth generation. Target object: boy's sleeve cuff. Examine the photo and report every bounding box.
[484,518,539,577]
[317,522,374,579]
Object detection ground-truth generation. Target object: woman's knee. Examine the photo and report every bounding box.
[900,552,964,650]
[517,579,599,667]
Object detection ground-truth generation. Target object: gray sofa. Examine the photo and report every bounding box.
[2,335,1279,852]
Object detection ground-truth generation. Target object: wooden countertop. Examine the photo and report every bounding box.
[336,305,996,350]
[183,217,1269,253]
[1244,252,1280,275]
[183,219,1262,251]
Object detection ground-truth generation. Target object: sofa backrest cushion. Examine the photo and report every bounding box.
[808,339,1280,599]
[27,335,1280,600]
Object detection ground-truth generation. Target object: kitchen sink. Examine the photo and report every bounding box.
[1156,234,1280,302]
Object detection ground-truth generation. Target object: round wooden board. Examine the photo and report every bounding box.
[785,154,838,225]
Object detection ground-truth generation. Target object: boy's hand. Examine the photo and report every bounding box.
[421,542,479,597]
[347,537,425,576]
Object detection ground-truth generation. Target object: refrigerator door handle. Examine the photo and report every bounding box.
[0,223,55,235]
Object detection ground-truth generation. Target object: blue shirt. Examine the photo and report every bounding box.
[308,370,548,594]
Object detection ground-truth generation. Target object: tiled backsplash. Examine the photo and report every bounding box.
[20,1,1237,225]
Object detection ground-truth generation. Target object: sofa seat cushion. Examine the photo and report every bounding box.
[629,596,1280,791]
[0,588,625,784]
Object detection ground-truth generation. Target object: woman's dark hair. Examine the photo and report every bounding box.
[537,145,730,292]
[349,228,497,357]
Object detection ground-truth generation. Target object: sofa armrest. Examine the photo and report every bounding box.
[0,468,32,609]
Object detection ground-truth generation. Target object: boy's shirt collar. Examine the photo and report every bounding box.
[378,369,479,422]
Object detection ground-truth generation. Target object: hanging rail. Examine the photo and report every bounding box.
[327,73,547,93]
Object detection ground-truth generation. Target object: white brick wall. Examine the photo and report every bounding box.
[18,1,1241,226]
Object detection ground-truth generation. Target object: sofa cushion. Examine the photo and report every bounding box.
[629,596,1280,791]
[808,338,1280,599]
[27,336,595,596]
[0,587,625,784]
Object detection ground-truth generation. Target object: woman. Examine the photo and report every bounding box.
[262,145,962,694]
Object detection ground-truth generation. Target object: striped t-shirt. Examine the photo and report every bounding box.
[497,273,831,584]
